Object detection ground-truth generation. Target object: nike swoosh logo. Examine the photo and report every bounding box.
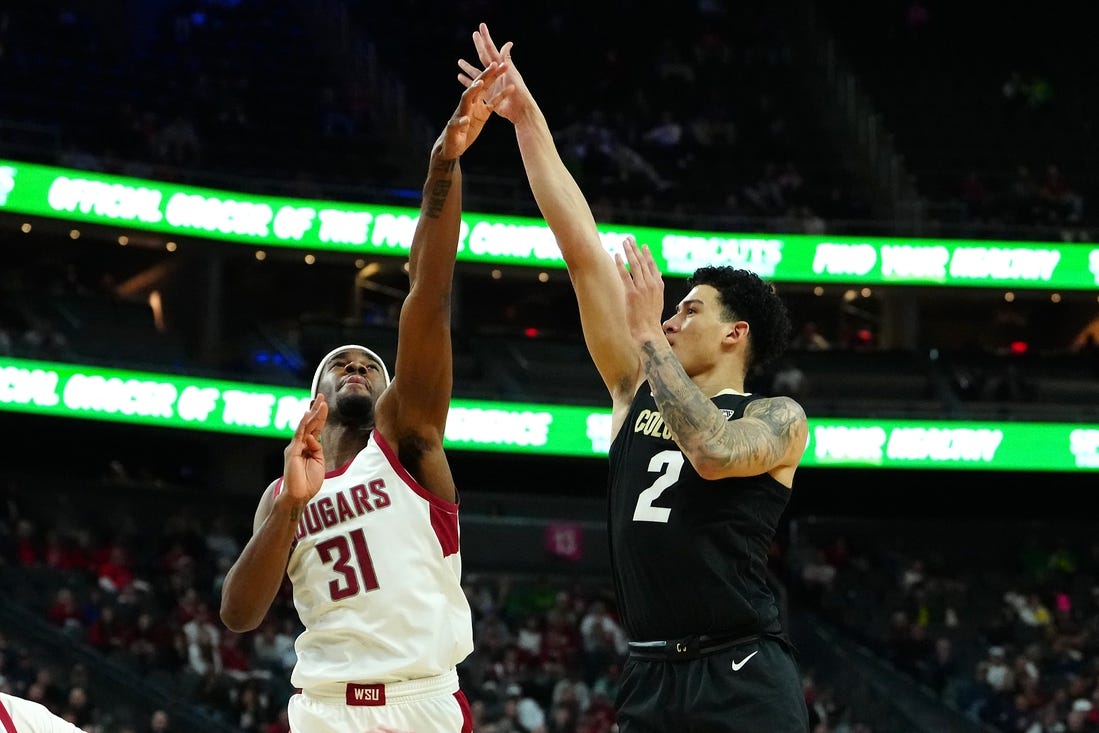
[730,650,759,671]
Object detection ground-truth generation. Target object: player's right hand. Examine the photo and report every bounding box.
[281,393,329,505]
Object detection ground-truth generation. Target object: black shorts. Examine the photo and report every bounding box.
[615,635,809,733]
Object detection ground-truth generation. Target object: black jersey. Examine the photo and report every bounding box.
[607,385,792,641]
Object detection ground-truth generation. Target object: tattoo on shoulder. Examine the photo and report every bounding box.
[745,397,806,438]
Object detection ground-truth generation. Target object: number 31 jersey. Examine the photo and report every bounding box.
[278,430,473,689]
[608,386,792,642]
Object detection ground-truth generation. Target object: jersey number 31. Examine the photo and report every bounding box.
[315,528,380,600]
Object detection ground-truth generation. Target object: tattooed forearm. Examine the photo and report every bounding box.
[288,506,302,523]
[432,157,457,174]
[424,178,453,219]
[640,341,805,475]
[640,341,731,457]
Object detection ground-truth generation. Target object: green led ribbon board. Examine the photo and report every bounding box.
[2,357,1097,471]
[2,159,1097,289]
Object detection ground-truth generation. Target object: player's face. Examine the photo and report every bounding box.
[661,285,738,375]
[317,349,387,424]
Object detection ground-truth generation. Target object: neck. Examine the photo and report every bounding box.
[321,424,373,470]
[688,362,747,398]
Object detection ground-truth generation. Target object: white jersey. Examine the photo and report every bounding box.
[279,430,473,689]
[0,694,89,733]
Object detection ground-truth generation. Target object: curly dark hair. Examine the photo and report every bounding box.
[689,266,792,372]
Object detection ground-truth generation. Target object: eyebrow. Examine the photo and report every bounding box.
[330,351,379,367]
[676,299,705,310]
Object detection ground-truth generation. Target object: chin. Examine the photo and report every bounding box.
[336,393,375,424]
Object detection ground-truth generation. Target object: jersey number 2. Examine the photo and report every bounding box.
[632,450,684,523]
[315,528,379,600]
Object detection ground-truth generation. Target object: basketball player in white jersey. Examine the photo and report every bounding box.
[0,693,89,733]
[219,60,514,733]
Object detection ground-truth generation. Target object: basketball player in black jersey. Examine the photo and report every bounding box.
[460,24,810,733]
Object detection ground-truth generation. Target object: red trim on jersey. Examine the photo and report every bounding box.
[272,476,285,498]
[324,456,355,479]
[0,699,18,733]
[374,430,460,557]
[455,690,474,733]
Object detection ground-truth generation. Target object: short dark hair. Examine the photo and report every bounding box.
[689,266,792,371]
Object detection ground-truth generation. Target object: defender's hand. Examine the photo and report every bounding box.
[438,59,512,159]
[457,23,527,123]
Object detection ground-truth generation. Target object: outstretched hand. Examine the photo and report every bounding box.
[457,22,527,123]
[614,237,668,347]
[439,59,512,160]
[281,393,329,505]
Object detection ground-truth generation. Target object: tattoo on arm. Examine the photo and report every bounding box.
[640,341,803,471]
[289,506,301,523]
[740,397,805,464]
[432,157,457,174]
[640,341,731,456]
[424,178,453,219]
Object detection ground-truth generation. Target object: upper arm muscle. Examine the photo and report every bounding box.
[703,397,808,480]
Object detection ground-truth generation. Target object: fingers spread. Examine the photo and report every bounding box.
[458,58,480,76]
[487,83,515,107]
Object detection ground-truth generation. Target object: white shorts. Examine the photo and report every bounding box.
[289,670,471,733]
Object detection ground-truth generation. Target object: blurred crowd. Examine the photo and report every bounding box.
[790,523,1099,733]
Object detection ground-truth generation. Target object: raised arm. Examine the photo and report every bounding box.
[459,24,643,408]
[373,62,509,498]
[616,240,808,484]
[221,395,329,632]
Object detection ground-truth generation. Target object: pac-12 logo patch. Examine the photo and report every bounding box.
[721,409,735,421]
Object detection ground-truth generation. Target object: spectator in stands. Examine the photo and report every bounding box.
[183,602,222,678]
[462,23,809,732]
[505,682,546,732]
[47,588,82,634]
[515,614,544,665]
[144,708,172,733]
[219,60,512,733]
[545,701,579,733]
[1067,698,1098,732]
[577,600,627,681]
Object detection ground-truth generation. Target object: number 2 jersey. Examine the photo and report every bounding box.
[608,385,792,642]
[277,430,473,689]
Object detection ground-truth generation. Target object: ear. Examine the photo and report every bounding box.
[723,320,750,347]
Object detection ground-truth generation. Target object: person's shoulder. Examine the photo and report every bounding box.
[745,394,807,426]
